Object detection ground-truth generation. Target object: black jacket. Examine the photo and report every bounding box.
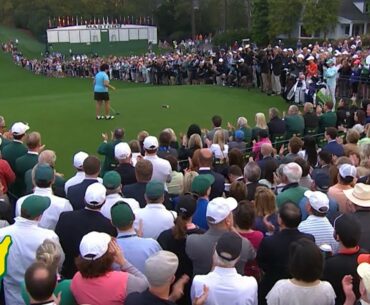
[115,163,137,186]
[198,169,225,200]
[66,178,99,210]
[268,117,286,139]
[55,209,117,279]
[257,229,314,305]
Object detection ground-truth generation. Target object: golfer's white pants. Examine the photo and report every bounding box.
[328,84,336,108]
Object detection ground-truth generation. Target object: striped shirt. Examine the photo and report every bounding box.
[298,215,339,253]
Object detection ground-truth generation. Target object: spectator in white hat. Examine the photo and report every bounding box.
[71,231,148,305]
[186,196,255,276]
[2,121,29,171]
[328,163,357,213]
[64,151,94,194]
[344,183,370,252]
[114,142,137,187]
[191,232,258,305]
[55,183,117,279]
[143,136,172,187]
[298,191,339,253]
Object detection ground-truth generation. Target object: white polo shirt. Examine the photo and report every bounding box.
[144,155,172,185]
[134,204,176,239]
[100,193,140,220]
[16,187,73,230]
[191,266,258,305]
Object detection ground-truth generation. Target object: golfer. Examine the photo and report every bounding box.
[94,63,116,120]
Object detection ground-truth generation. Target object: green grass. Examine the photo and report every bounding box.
[0,26,288,178]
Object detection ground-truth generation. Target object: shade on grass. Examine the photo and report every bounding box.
[0,28,287,177]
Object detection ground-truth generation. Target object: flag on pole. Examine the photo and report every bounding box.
[106,16,109,25]
[103,16,105,25]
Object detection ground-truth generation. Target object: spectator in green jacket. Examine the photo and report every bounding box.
[97,128,124,175]
[318,101,337,134]
[284,105,304,139]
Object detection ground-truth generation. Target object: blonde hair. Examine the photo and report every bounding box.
[188,134,202,149]
[237,117,248,128]
[137,130,149,142]
[36,239,65,273]
[255,113,267,129]
[183,171,199,193]
[255,187,276,217]
[213,130,225,152]
[38,150,56,167]
[163,128,177,142]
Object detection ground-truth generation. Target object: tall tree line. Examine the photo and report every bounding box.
[252,0,341,45]
[0,0,341,42]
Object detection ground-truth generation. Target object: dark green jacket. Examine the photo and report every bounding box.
[2,140,27,171]
[0,135,10,152]
[285,115,304,139]
[319,111,337,134]
[15,152,38,196]
[97,139,121,174]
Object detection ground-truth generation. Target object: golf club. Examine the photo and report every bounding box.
[110,105,120,115]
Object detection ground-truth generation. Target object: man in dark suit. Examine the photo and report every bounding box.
[122,159,153,208]
[322,127,344,158]
[55,182,117,279]
[67,155,101,210]
[303,102,319,134]
[267,107,286,140]
[114,142,136,187]
[257,203,314,305]
[122,159,172,210]
[257,143,278,179]
[197,149,225,200]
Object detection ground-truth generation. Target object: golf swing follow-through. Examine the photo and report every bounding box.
[93,63,116,120]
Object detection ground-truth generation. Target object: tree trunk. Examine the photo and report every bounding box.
[244,0,251,31]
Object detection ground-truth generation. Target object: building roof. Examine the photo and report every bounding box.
[339,0,370,21]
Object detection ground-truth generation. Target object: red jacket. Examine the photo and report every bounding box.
[0,159,15,193]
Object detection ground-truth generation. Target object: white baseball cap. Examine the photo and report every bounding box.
[84,183,106,206]
[357,262,370,293]
[218,58,224,63]
[206,197,237,224]
[297,54,305,59]
[11,122,29,135]
[115,142,131,160]
[73,151,88,169]
[339,164,357,179]
[304,190,329,213]
[79,231,111,260]
[307,55,315,61]
[143,136,158,150]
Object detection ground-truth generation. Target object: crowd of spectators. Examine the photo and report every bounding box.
[0,86,369,304]
[3,36,370,102]
[2,37,370,305]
